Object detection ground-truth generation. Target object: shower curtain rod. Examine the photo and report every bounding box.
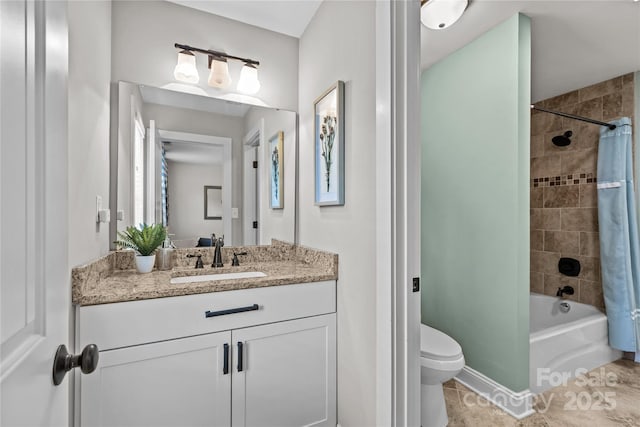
[531,105,617,130]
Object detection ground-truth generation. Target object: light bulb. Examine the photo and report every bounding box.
[173,50,199,84]
[237,64,261,95]
[207,57,232,89]
[421,0,468,30]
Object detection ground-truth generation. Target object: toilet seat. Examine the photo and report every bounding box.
[420,324,463,361]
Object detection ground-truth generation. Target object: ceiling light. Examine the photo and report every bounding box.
[207,56,232,89]
[237,63,261,95]
[173,50,199,84]
[421,0,468,30]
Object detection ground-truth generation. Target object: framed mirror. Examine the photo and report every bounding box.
[111,82,297,248]
[204,186,222,220]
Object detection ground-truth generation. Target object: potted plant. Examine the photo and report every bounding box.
[115,223,167,273]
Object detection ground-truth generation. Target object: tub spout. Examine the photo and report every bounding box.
[556,286,575,297]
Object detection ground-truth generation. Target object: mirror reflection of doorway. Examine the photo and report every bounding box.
[243,120,262,246]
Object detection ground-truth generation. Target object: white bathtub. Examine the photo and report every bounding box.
[529,292,621,394]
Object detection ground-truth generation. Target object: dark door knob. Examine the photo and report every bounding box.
[52,344,99,386]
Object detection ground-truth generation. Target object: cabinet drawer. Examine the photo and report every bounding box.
[77,280,336,351]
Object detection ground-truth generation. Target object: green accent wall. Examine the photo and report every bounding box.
[421,14,531,392]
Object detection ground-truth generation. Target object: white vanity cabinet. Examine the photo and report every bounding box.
[76,281,336,427]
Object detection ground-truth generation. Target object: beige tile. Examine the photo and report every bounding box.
[531,111,546,137]
[544,230,579,254]
[531,187,543,209]
[544,274,579,300]
[622,81,635,119]
[531,271,544,293]
[575,256,601,282]
[531,209,543,230]
[444,379,458,390]
[531,230,544,251]
[569,121,600,151]
[560,149,597,175]
[622,73,634,84]
[561,208,598,232]
[531,134,545,158]
[580,232,600,257]
[602,93,623,121]
[543,113,563,134]
[532,156,561,178]
[515,413,550,427]
[579,77,622,102]
[576,97,604,121]
[531,251,561,276]
[543,186,579,208]
[580,279,605,310]
[544,91,579,109]
[579,184,597,208]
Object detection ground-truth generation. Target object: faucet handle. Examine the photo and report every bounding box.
[187,254,204,269]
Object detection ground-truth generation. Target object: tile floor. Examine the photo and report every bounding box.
[443,359,640,426]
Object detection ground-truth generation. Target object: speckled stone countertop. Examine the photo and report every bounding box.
[72,241,338,306]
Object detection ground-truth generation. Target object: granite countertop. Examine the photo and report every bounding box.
[72,242,338,306]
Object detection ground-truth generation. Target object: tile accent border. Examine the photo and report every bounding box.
[455,366,535,420]
[532,173,596,188]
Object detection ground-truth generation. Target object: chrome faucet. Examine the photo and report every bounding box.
[212,235,224,268]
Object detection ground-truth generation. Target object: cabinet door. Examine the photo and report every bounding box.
[232,314,336,427]
[80,331,231,427]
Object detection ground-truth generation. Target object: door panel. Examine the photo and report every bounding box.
[232,314,336,427]
[80,332,232,427]
[1,1,69,425]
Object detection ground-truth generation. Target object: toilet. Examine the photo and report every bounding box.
[420,324,465,427]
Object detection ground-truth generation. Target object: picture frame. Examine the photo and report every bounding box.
[314,81,345,206]
[269,131,284,209]
[204,185,222,220]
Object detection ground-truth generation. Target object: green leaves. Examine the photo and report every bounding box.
[115,223,167,256]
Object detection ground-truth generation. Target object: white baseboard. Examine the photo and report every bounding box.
[455,366,535,420]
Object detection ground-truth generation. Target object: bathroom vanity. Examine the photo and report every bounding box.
[72,243,337,427]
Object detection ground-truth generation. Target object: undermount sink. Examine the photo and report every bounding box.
[170,271,267,285]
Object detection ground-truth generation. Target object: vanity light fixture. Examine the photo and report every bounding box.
[207,56,232,89]
[420,0,468,30]
[237,63,261,95]
[173,50,199,84]
[174,43,260,93]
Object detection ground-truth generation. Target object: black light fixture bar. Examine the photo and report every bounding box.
[531,105,616,130]
[174,43,259,67]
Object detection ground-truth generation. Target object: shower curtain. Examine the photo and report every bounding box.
[597,117,640,361]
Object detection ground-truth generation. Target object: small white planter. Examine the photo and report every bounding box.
[135,254,156,274]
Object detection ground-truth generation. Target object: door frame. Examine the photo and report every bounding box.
[242,119,263,245]
[375,1,421,425]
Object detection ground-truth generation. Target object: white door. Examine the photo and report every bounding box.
[80,332,232,427]
[0,1,70,426]
[231,314,336,427]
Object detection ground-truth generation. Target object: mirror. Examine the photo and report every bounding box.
[112,81,297,248]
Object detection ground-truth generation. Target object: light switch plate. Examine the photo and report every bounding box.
[232,207,239,219]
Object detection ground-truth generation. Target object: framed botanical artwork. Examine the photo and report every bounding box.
[269,131,284,209]
[314,81,345,206]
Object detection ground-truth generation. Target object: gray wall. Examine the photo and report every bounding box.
[68,0,112,267]
[167,161,224,240]
[111,1,299,110]
[298,1,377,425]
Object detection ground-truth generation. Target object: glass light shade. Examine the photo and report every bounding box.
[421,0,468,30]
[173,50,199,84]
[207,57,232,89]
[237,64,261,95]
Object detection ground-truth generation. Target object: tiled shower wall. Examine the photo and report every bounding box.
[530,73,635,311]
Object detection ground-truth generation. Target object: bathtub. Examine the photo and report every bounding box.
[529,292,621,394]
